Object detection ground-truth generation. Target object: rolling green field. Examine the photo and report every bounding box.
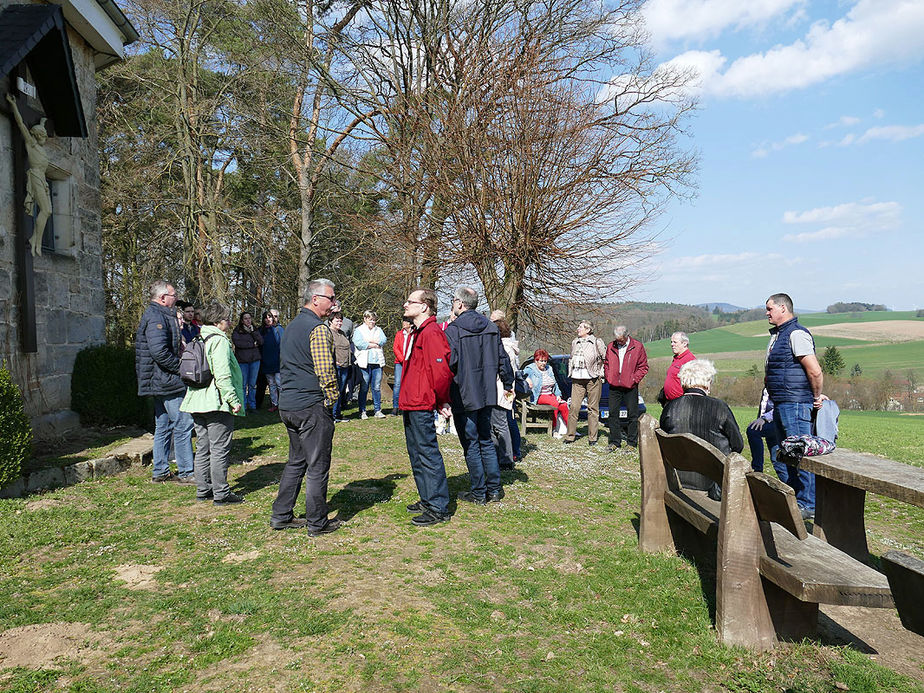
[645,311,924,378]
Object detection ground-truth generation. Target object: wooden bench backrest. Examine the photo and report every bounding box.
[655,430,726,487]
[744,471,808,540]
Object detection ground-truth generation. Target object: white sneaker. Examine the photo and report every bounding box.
[374,411,386,418]
[553,431,563,439]
[360,412,368,420]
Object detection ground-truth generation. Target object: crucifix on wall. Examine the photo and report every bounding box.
[2,3,90,354]
[6,92,52,258]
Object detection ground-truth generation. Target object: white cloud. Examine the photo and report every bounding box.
[857,124,924,143]
[641,0,803,45]
[782,200,902,242]
[751,132,809,157]
[663,0,924,98]
[873,108,886,119]
[823,115,860,129]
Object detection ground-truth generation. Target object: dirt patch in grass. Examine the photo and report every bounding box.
[113,564,163,589]
[24,498,65,512]
[222,550,262,564]
[819,605,924,683]
[0,622,111,669]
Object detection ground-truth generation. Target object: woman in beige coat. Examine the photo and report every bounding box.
[565,320,607,445]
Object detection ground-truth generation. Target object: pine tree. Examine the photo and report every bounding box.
[820,345,845,375]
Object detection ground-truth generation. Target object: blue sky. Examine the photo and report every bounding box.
[628,0,924,312]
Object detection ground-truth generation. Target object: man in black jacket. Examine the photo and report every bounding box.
[444,287,514,504]
[135,280,195,484]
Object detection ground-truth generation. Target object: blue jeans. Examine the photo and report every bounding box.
[773,402,815,511]
[239,360,260,409]
[404,410,450,515]
[747,420,779,472]
[153,394,194,478]
[359,364,383,414]
[333,366,351,419]
[392,362,403,412]
[454,406,502,496]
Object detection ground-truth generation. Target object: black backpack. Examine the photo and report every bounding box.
[180,333,220,388]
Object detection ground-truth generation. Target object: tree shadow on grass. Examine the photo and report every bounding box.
[329,473,408,521]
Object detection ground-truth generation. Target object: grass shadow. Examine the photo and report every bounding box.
[329,473,408,521]
[232,461,286,494]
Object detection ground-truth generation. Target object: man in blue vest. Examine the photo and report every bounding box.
[764,293,825,520]
[270,279,342,534]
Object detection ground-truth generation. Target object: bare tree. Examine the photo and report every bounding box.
[417,0,696,330]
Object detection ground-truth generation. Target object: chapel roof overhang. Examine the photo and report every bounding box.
[0,4,87,137]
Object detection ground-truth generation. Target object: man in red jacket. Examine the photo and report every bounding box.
[399,287,455,526]
[603,325,649,451]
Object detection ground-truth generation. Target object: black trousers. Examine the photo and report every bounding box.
[607,385,639,447]
[271,403,334,530]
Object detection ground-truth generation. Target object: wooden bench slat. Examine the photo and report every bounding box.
[746,472,807,540]
[759,524,893,608]
[881,550,924,636]
[665,489,721,538]
[799,449,924,508]
[655,431,725,485]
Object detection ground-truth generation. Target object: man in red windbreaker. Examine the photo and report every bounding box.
[399,287,454,526]
[603,325,649,451]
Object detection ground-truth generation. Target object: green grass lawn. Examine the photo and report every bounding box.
[1,408,922,692]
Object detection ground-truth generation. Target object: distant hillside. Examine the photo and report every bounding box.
[643,310,924,377]
[697,302,747,312]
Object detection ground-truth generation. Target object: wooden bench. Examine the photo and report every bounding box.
[880,550,924,636]
[797,449,924,563]
[519,401,557,436]
[637,413,896,651]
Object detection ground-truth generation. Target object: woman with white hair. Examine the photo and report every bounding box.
[659,359,743,500]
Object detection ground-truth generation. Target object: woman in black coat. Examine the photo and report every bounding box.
[231,311,263,412]
[659,359,743,500]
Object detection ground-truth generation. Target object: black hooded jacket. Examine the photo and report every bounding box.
[444,310,514,411]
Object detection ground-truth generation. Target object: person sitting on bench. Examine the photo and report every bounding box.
[659,359,743,501]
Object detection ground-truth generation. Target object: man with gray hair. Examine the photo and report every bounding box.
[445,287,514,504]
[135,280,195,483]
[270,279,342,534]
[603,325,648,451]
[663,331,696,402]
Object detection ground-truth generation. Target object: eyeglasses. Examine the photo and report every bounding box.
[404,300,426,306]
[163,292,176,298]
[314,294,336,302]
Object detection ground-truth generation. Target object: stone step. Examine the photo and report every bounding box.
[0,432,155,498]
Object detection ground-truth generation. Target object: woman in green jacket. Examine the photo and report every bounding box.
[181,301,246,504]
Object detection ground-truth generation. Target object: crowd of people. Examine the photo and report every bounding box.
[135,283,833,530]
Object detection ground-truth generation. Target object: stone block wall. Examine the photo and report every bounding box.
[0,11,105,438]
